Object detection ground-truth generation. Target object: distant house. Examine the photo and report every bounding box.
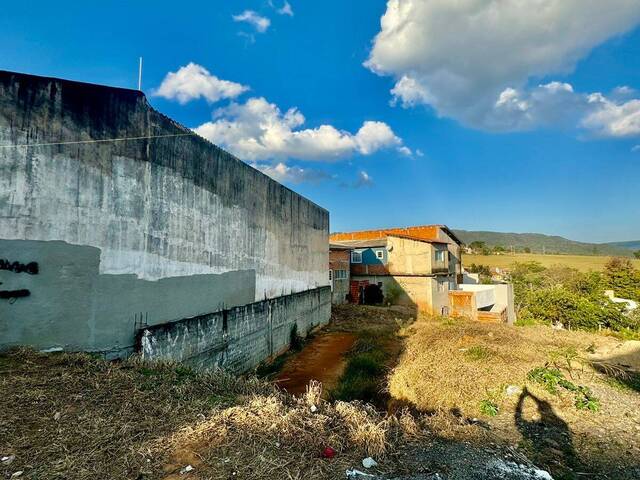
[329,243,351,305]
[330,225,463,315]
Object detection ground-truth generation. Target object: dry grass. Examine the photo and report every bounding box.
[463,252,640,272]
[0,349,425,480]
[389,316,640,478]
[389,316,621,414]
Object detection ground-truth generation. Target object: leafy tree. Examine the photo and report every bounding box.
[509,261,638,332]
[519,285,630,331]
[469,241,492,254]
[466,263,491,276]
[469,241,486,251]
[603,258,640,302]
[523,247,531,253]
[634,250,640,259]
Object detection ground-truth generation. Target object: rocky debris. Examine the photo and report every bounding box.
[506,385,522,396]
[362,457,378,469]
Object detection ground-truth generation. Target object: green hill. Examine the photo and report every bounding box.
[604,240,640,251]
[453,230,635,257]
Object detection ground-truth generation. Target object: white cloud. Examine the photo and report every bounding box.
[366,0,640,131]
[270,0,294,16]
[194,97,406,161]
[154,63,249,104]
[252,162,329,184]
[488,82,585,131]
[581,94,640,137]
[233,10,271,33]
[354,170,374,188]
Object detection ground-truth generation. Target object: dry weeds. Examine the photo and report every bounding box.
[389,316,620,414]
[0,349,427,480]
[389,315,640,477]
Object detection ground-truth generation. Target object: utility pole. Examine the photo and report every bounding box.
[138,57,143,91]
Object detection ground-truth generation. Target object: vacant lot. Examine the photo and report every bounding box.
[3,307,639,479]
[0,348,422,480]
[390,315,640,479]
[463,252,640,272]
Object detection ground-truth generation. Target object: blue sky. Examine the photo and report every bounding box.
[2,1,639,242]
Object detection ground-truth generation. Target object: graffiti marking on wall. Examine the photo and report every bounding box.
[0,289,30,299]
[0,259,39,275]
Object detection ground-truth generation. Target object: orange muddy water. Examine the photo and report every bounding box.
[275,333,356,396]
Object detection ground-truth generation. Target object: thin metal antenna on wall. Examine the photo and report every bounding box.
[138,57,143,91]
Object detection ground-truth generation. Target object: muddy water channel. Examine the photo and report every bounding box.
[275,333,356,396]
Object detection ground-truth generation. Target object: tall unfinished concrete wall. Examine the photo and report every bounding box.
[0,71,329,357]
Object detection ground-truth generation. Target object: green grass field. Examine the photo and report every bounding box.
[463,253,640,272]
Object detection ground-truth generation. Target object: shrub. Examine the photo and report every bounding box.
[527,367,600,412]
[465,345,492,361]
[516,277,633,332]
[603,258,640,303]
[479,399,499,417]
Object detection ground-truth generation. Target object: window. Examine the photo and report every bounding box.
[335,269,347,280]
[375,250,384,260]
[437,280,448,292]
[435,250,446,262]
[351,251,362,263]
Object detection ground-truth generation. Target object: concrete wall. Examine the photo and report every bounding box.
[387,236,434,275]
[0,71,329,356]
[494,283,516,324]
[459,284,496,309]
[140,286,331,373]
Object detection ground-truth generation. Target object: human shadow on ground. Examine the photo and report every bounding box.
[515,388,580,478]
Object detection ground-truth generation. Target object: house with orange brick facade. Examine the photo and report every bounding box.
[330,225,463,315]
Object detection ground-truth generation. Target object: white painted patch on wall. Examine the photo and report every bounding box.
[0,150,328,301]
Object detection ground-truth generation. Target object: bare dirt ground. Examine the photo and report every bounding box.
[275,332,356,396]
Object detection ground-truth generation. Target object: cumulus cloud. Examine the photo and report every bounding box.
[252,162,330,184]
[581,94,640,137]
[485,82,640,136]
[232,10,271,33]
[366,0,640,132]
[154,63,249,104]
[194,97,407,161]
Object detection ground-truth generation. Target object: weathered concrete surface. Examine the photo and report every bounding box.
[140,286,331,373]
[0,239,256,355]
[0,71,330,356]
